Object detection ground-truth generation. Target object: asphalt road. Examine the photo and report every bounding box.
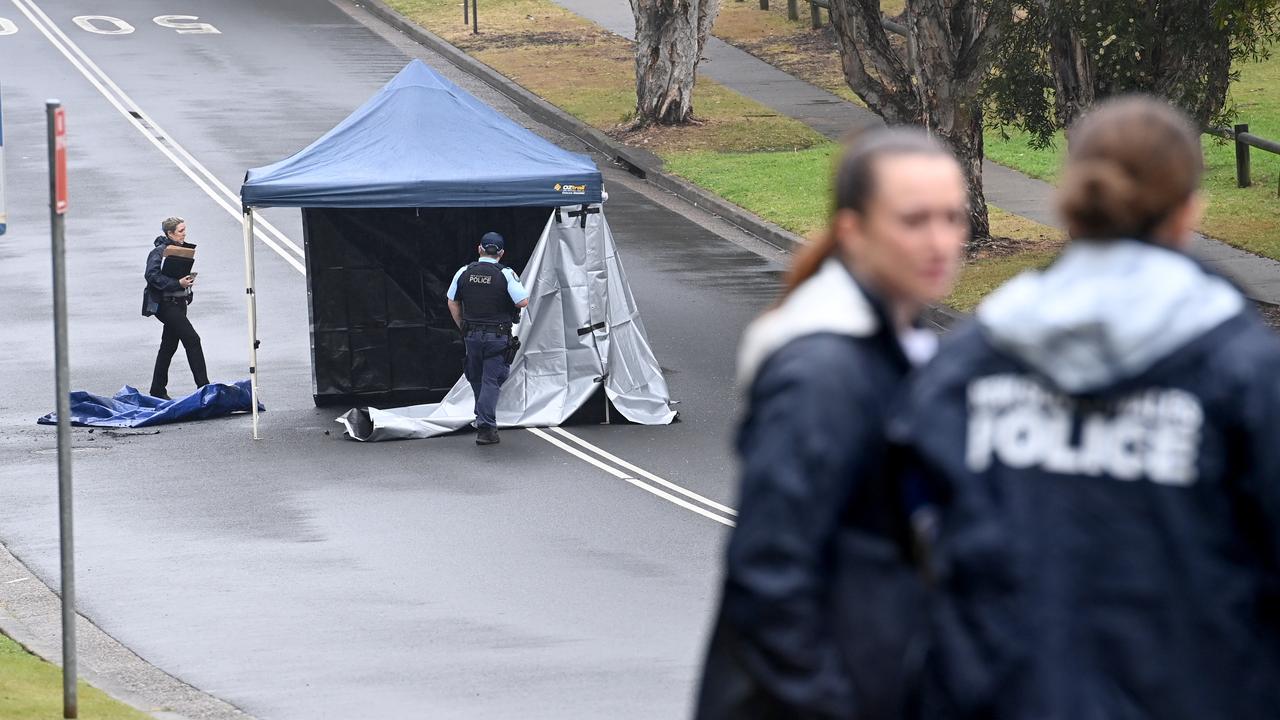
[0,1,789,717]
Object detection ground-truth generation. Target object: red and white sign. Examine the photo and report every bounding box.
[53,106,67,214]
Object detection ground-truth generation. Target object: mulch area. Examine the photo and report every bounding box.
[1255,302,1280,328]
[450,27,614,53]
[966,235,1052,260]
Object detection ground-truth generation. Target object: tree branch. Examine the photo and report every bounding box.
[828,0,920,123]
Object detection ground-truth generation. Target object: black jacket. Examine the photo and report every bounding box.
[142,236,193,316]
[697,260,931,720]
[894,240,1280,719]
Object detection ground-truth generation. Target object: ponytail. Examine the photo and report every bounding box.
[782,229,840,298]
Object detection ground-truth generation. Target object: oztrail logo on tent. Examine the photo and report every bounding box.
[555,183,587,195]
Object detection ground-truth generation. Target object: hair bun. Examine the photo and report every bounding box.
[1056,97,1203,241]
[1057,159,1149,239]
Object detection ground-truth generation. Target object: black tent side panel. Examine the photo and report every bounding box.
[302,207,550,408]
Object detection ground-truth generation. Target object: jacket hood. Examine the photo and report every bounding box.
[977,239,1245,394]
[737,258,878,387]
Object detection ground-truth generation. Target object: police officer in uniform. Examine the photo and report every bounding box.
[447,232,529,445]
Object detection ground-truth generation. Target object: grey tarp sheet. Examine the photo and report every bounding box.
[337,205,675,440]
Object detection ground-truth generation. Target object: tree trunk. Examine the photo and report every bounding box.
[935,103,990,240]
[1153,17,1233,128]
[1044,10,1093,129]
[909,0,1001,240]
[826,0,919,123]
[827,1,1007,240]
[630,0,720,126]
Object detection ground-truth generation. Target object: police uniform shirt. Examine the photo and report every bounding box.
[447,257,530,308]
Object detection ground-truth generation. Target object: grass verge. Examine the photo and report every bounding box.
[666,144,1063,311]
[0,632,151,719]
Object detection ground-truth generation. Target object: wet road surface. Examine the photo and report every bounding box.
[0,0,790,717]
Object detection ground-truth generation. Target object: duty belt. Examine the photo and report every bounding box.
[465,322,512,335]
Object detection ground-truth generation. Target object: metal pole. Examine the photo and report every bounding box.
[1235,123,1251,188]
[241,208,261,440]
[787,0,798,20]
[472,0,478,34]
[1,84,8,237]
[47,99,77,720]
[759,0,769,9]
[463,0,468,25]
[811,1,823,28]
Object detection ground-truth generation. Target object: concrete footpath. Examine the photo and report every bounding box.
[551,0,1280,305]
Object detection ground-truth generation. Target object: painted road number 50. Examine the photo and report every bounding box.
[0,15,220,36]
[74,15,221,34]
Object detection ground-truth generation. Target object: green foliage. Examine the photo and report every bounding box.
[985,0,1280,143]
[983,5,1058,148]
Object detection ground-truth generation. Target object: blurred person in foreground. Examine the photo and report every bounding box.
[894,96,1280,719]
[695,128,969,720]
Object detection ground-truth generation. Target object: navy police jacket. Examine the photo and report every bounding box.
[697,258,935,720]
[894,240,1280,719]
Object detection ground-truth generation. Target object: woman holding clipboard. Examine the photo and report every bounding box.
[142,216,208,400]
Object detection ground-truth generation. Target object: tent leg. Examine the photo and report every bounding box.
[241,207,261,440]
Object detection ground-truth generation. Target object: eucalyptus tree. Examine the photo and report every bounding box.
[629,0,722,125]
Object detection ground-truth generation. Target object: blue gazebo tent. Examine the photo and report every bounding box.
[242,59,602,208]
[237,60,611,431]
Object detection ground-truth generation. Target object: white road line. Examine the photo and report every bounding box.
[528,428,735,527]
[26,1,300,259]
[19,0,728,527]
[13,0,306,272]
[547,426,738,517]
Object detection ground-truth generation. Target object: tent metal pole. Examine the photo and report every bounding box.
[241,207,261,440]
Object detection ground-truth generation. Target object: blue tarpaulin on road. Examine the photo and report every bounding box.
[240,59,602,208]
[37,381,263,428]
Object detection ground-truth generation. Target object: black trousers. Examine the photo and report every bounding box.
[150,299,209,396]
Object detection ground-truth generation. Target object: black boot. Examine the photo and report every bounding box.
[476,426,500,445]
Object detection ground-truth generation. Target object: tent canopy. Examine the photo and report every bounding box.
[241,59,603,209]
